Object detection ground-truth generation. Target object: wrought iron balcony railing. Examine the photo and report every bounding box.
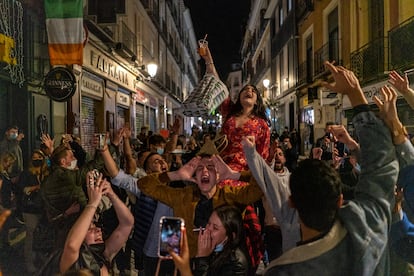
[314,39,340,78]
[389,16,414,71]
[350,37,387,84]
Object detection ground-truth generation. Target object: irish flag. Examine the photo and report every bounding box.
[45,0,84,66]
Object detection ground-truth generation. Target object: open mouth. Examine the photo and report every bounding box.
[201,176,209,184]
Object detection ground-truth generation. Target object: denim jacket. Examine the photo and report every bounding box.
[390,139,414,264]
[264,110,398,276]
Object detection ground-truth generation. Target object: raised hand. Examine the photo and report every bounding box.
[169,156,201,182]
[322,61,367,107]
[373,86,399,126]
[211,155,240,181]
[329,125,357,149]
[169,116,181,134]
[86,170,104,207]
[389,71,410,94]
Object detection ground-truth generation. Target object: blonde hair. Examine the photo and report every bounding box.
[0,152,16,173]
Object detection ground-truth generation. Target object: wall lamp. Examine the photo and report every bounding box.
[263,79,270,89]
[263,79,277,89]
[135,61,158,82]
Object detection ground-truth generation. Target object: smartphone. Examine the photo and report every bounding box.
[158,216,185,258]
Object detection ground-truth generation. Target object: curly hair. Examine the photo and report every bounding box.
[225,84,270,126]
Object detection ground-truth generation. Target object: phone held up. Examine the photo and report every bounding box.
[159,216,185,258]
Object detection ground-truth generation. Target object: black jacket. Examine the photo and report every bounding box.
[192,248,249,276]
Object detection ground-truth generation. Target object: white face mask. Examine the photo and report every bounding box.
[67,159,78,170]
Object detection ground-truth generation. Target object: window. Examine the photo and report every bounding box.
[279,5,284,27]
[306,35,313,80]
[328,7,339,62]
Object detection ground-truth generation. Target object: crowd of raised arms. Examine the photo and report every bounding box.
[1,47,414,276]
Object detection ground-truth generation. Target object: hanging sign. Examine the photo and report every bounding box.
[44,67,77,102]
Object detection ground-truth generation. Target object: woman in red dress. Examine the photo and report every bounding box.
[199,45,270,275]
[220,84,270,177]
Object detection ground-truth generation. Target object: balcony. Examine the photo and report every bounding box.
[88,0,125,24]
[389,16,414,71]
[115,22,137,59]
[296,0,314,22]
[350,37,386,85]
[296,60,312,87]
[314,40,341,78]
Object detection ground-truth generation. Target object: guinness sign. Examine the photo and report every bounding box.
[44,67,77,102]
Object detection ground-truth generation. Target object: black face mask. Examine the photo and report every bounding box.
[32,159,43,167]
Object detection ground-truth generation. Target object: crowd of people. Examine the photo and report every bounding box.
[1,46,414,276]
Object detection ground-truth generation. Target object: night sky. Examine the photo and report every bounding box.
[184,0,251,79]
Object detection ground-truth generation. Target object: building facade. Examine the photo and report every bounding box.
[0,0,199,160]
[242,0,414,156]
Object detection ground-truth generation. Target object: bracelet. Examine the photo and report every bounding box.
[206,62,214,65]
[85,204,98,210]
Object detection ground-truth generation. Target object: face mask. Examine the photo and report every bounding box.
[214,238,227,253]
[46,158,52,167]
[354,163,361,173]
[9,133,18,140]
[106,139,111,145]
[32,159,43,167]
[67,159,77,170]
[156,148,164,155]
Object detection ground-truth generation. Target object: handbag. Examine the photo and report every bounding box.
[183,74,229,117]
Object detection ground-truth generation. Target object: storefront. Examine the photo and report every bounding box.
[80,70,104,157]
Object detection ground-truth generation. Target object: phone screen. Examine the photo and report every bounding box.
[159,216,184,258]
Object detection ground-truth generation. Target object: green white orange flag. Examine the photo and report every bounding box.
[44,0,84,66]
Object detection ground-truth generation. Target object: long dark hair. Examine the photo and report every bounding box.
[210,204,250,272]
[225,84,270,126]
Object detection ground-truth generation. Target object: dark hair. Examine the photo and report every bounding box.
[51,145,71,166]
[6,125,18,131]
[289,159,342,232]
[210,205,250,272]
[225,84,270,126]
[143,152,159,171]
[148,134,166,146]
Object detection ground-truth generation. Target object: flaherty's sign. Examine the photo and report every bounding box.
[44,67,77,102]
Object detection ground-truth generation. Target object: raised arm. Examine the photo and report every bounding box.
[324,62,398,222]
[388,70,414,109]
[198,45,219,78]
[123,126,137,175]
[373,86,414,169]
[102,181,134,261]
[99,135,120,178]
[60,171,104,273]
